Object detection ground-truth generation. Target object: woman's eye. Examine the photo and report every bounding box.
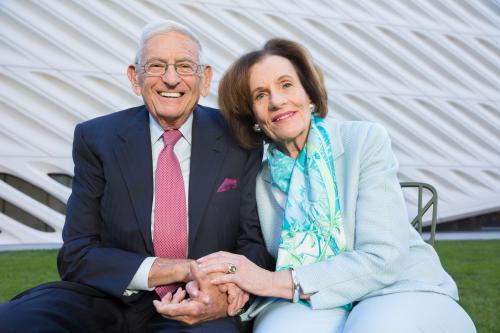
[282,82,292,88]
[255,93,266,100]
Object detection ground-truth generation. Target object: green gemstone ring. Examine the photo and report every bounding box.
[228,263,237,274]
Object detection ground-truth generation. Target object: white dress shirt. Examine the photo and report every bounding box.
[125,113,192,294]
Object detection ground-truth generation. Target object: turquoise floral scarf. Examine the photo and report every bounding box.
[268,115,349,276]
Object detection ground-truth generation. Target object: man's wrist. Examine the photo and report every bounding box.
[148,258,193,287]
[175,260,193,282]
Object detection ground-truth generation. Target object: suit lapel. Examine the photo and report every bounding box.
[188,106,227,251]
[113,106,154,254]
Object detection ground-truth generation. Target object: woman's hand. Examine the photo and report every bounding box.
[197,251,274,297]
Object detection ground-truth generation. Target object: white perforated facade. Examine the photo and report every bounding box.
[1,0,499,245]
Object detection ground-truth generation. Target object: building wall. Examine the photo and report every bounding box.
[1,0,499,245]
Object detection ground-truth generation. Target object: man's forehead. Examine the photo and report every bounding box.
[142,32,200,59]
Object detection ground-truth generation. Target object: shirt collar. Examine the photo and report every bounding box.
[149,112,193,146]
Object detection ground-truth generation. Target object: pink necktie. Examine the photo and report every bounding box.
[154,130,187,299]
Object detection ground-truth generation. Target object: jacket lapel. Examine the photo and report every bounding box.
[326,117,345,212]
[188,106,227,251]
[327,117,345,160]
[113,106,154,254]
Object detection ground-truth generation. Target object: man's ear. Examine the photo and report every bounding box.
[127,65,142,96]
[200,65,213,97]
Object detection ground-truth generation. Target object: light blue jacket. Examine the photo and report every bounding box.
[253,118,458,312]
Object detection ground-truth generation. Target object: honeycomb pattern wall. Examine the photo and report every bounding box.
[1,0,499,245]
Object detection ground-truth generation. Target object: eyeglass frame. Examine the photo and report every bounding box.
[136,59,205,77]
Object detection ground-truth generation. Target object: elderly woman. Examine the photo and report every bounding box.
[196,39,476,333]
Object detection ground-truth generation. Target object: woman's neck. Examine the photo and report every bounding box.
[277,141,302,159]
[276,128,310,159]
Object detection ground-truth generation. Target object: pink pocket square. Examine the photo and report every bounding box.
[217,178,238,193]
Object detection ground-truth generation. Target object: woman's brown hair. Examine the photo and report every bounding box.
[218,38,328,150]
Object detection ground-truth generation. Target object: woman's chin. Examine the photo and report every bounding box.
[273,127,308,145]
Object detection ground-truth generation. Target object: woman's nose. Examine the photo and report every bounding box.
[268,91,286,109]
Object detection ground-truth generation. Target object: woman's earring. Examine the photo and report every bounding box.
[253,123,262,132]
[309,104,317,114]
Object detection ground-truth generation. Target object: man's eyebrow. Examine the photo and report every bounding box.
[175,57,196,62]
[144,57,196,63]
[143,57,164,63]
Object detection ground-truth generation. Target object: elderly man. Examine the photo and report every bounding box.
[0,20,273,333]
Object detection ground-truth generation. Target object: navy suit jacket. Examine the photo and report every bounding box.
[57,104,274,304]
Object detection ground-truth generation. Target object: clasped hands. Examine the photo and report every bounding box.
[152,260,249,325]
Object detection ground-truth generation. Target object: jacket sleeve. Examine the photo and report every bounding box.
[234,146,276,271]
[57,123,147,298]
[295,123,410,309]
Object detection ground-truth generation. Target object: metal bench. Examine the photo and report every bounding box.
[400,182,438,246]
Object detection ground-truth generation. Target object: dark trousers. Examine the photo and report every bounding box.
[0,281,243,333]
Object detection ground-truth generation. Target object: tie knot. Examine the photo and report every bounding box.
[163,130,182,146]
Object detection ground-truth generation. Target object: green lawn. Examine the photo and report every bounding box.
[1,240,499,332]
[434,240,500,333]
[0,249,59,302]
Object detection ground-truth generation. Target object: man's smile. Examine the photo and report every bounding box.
[159,91,184,98]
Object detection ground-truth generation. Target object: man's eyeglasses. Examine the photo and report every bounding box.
[139,60,203,76]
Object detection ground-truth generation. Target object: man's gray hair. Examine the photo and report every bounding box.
[134,19,205,65]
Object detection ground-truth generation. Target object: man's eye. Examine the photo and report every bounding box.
[177,62,194,69]
[149,63,165,68]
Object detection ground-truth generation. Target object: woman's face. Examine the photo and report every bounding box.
[249,55,312,155]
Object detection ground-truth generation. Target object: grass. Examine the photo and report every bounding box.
[0,240,499,332]
[0,249,59,302]
[434,240,500,333]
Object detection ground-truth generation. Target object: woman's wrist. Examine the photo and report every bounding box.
[269,270,294,299]
[289,268,300,303]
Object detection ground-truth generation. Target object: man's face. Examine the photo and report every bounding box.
[128,32,212,130]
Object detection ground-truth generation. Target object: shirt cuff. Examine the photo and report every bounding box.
[123,257,157,296]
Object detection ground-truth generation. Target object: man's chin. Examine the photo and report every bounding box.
[152,108,193,129]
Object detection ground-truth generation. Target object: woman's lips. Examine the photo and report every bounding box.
[272,111,296,122]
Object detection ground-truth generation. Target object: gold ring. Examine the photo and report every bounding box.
[228,263,237,274]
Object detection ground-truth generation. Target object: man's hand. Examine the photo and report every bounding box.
[185,278,249,316]
[153,262,228,325]
[218,283,249,316]
[148,258,193,288]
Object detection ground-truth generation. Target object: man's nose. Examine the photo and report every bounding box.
[161,64,180,86]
